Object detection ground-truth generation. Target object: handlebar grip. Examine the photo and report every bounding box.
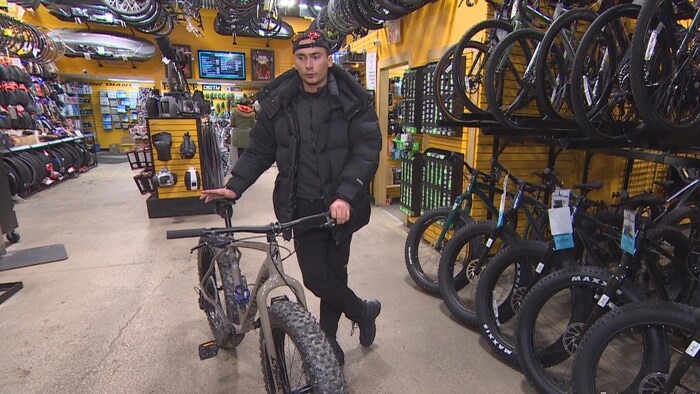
[166,228,207,239]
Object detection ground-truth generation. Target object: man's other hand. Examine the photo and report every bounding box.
[200,188,237,203]
[329,198,351,225]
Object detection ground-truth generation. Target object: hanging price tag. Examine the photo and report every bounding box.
[548,206,574,250]
[497,174,510,228]
[84,52,91,60]
[621,209,636,254]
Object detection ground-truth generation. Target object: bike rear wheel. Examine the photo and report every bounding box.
[259,301,347,394]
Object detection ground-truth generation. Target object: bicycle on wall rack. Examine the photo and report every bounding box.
[166,199,347,394]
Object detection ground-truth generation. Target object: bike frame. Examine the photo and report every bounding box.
[216,237,308,392]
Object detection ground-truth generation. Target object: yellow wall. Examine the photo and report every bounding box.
[24,8,310,84]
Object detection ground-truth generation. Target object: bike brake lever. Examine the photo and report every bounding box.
[190,243,206,254]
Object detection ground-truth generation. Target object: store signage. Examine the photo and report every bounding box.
[386,20,401,45]
[202,84,221,91]
[225,86,243,92]
[366,51,377,90]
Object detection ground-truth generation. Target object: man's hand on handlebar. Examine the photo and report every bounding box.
[200,188,237,203]
[329,198,351,225]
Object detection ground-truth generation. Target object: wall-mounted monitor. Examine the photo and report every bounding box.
[198,50,246,80]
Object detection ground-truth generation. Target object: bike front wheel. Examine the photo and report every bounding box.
[260,301,347,394]
[572,300,699,394]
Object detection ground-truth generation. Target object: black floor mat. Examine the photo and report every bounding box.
[0,244,68,272]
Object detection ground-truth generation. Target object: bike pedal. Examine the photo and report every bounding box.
[198,340,219,360]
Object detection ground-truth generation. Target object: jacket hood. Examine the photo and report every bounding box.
[233,105,256,117]
[256,64,370,120]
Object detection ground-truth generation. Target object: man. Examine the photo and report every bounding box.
[200,29,382,366]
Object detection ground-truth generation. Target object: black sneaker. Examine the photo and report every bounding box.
[329,338,344,366]
[359,300,381,347]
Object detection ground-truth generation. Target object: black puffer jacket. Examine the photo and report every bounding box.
[226,64,382,242]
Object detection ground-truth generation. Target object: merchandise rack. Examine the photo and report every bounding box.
[420,148,464,214]
[400,152,423,217]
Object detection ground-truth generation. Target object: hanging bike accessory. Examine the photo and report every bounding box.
[185,166,200,191]
[153,166,177,187]
[180,131,196,159]
[151,132,173,161]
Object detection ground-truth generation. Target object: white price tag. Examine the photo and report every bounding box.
[485,238,493,248]
[548,206,574,250]
[535,262,545,274]
[685,340,700,357]
[597,294,610,307]
[621,209,636,255]
[84,53,91,60]
[497,174,510,227]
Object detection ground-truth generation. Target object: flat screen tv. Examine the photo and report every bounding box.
[198,50,246,80]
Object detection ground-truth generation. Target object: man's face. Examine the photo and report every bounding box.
[294,40,332,91]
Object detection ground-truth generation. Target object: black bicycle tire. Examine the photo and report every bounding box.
[452,19,514,115]
[475,240,549,367]
[569,4,641,139]
[438,220,520,327]
[259,300,347,394]
[484,28,552,130]
[100,0,155,17]
[534,7,598,121]
[629,0,700,134]
[404,206,475,294]
[515,265,647,394]
[571,300,695,394]
[197,243,244,348]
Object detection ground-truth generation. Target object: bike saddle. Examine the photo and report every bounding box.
[619,194,666,210]
[573,181,603,191]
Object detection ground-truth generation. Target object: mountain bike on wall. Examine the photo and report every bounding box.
[167,200,347,394]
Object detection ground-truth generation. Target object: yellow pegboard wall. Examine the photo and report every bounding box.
[148,118,203,200]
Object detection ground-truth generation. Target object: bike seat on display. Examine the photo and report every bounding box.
[619,194,666,210]
[572,181,603,191]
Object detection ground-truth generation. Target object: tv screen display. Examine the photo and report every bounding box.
[198,50,246,80]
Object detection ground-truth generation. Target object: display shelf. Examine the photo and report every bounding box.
[8,136,85,152]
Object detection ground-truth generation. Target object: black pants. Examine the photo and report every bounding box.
[294,198,366,339]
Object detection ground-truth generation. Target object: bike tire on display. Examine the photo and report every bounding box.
[404,206,474,295]
[438,220,519,327]
[534,8,597,121]
[197,242,244,349]
[451,19,513,115]
[569,3,642,140]
[485,28,561,130]
[259,300,347,394]
[475,241,570,367]
[572,301,698,394]
[629,0,700,134]
[515,265,647,394]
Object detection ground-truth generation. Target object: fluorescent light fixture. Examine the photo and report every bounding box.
[280,0,295,7]
[106,78,155,83]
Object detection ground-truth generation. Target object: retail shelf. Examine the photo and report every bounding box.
[9,136,85,152]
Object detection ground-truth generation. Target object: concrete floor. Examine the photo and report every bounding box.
[0,158,534,393]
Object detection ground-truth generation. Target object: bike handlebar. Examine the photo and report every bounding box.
[166,212,334,240]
